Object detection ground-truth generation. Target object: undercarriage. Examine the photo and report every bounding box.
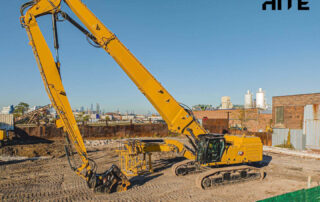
[172,160,264,190]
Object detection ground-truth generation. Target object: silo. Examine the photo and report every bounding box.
[221,96,233,109]
[256,88,266,109]
[244,90,253,109]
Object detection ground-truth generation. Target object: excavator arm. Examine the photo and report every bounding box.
[20,0,129,193]
[62,0,207,137]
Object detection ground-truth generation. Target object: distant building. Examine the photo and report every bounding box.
[101,114,113,121]
[220,96,233,109]
[105,112,121,120]
[244,90,253,109]
[272,93,320,150]
[90,104,94,113]
[135,114,146,120]
[273,93,320,129]
[89,113,100,122]
[148,114,163,122]
[121,114,135,121]
[256,88,266,109]
[96,103,100,114]
[193,109,272,132]
[1,105,14,114]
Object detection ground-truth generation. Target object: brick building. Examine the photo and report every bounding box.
[193,108,272,132]
[272,93,320,129]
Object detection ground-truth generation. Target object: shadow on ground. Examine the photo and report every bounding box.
[128,156,185,188]
[129,173,163,187]
[0,157,45,166]
[261,155,272,166]
[7,127,53,146]
[152,156,185,172]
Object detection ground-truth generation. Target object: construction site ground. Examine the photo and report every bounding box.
[1,137,320,202]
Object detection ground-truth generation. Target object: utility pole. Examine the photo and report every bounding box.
[227,111,231,130]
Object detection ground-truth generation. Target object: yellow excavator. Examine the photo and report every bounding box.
[20,0,264,192]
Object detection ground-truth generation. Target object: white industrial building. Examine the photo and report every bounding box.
[244,90,253,108]
[221,96,233,109]
[1,105,14,114]
[244,88,267,110]
[256,88,266,109]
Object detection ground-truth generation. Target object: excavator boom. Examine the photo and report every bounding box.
[20,0,129,193]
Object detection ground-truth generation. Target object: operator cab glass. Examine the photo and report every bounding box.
[196,135,225,164]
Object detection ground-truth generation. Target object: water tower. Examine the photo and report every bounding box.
[244,90,253,109]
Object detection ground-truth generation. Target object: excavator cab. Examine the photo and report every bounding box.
[196,134,225,164]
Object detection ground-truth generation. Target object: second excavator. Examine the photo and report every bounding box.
[20,0,264,192]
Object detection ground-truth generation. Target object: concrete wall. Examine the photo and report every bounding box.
[14,124,169,139]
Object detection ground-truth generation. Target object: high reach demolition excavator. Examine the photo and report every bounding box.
[20,0,264,192]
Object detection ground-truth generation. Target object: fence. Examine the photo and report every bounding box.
[202,119,229,134]
[250,132,272,146]
[305,120,320,150]
[272,128,305,150]
[14,123,169,139]
[258,185,320,202]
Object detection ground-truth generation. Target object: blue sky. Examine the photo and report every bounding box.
[0,0,319,114]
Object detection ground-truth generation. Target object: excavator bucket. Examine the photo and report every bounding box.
[87,164,130,193]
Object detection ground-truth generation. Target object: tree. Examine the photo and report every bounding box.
[14,102,29,116]
[83,115,90,122]
[192,104,213,111]
[75,112,84,122]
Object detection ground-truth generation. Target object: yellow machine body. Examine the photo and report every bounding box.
[214,135,263,166]
[117,135,262,176]
[0,129,7,147]
[0,130,6,141]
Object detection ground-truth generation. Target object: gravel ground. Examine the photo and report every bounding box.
[0,139,319,201]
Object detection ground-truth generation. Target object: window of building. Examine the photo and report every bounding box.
[275,106,284,124]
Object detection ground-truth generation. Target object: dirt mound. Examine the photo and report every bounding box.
[0,141,65,158]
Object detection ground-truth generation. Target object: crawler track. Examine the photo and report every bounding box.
[172,160,208,176]
[195,165,264,190]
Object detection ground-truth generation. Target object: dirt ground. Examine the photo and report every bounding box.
[0,138,320,202]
